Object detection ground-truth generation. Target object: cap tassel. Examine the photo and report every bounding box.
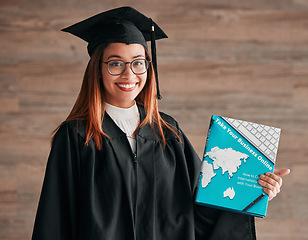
[150,19,162,100]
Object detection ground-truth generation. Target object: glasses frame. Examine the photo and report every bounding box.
[102,59,151,76]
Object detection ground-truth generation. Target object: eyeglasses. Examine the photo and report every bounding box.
[103,59,150,76]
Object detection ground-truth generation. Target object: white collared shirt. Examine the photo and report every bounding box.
[105,102,140,154]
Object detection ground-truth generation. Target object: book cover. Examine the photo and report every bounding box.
[195,115,281,218]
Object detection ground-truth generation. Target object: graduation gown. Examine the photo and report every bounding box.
[32,105,256,240]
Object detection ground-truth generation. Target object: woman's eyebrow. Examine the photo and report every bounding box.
[133,54,145,58]
[106,54,122,60]
[106,54,145,60]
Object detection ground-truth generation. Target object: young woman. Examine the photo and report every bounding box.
[32,6,290,240]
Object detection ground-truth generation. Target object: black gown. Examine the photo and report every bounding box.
[32,105,256,240]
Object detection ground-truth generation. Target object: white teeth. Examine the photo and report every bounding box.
[117,83,136,89]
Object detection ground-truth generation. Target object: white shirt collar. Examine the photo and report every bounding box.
[105,102,139,120]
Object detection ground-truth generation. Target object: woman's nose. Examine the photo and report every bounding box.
[121,63,135,78]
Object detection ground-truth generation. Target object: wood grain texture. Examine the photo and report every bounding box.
[0,1,307,239]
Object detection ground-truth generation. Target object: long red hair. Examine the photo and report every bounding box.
[53,42,180,149]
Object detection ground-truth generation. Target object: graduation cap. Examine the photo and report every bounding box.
[61,6,167,99]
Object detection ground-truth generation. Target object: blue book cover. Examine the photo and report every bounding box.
[195,115,281,218]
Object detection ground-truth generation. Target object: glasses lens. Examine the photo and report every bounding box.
[131,59,148,74]
[107,60,125,75]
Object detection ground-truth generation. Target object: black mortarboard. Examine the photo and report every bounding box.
[61,6,167,99]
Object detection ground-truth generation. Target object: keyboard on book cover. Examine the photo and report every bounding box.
[222,117,280,164]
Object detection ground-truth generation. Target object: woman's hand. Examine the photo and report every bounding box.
[258,169,291,201]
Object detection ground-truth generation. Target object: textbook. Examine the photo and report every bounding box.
[195,115,281,218]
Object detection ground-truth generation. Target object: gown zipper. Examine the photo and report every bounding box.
[133,144,138,240]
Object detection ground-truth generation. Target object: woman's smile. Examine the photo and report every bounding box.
[116,82,138,91]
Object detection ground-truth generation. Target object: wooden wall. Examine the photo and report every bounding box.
[0,0,307,239]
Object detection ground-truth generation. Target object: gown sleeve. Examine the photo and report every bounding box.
[32,122,81,240]
[181,130,256,240]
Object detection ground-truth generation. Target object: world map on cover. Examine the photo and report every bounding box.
[201,147,249,199]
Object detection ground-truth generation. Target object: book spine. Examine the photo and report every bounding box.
[203,116,214,157]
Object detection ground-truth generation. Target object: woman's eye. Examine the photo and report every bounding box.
[133,60,144,66]
[109,61,123,67]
